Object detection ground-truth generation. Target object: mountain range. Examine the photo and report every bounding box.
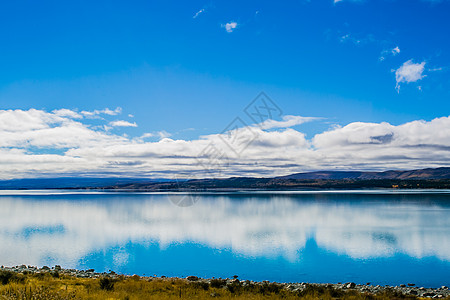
[277,167,450,180]
[1,167,450,190]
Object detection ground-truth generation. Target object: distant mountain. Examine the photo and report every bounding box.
[103,167,450,191]
[0,177,164,190]
[277,167,450,180]
[2,168,450,190]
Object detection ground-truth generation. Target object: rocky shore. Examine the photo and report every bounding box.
[2,265,449,299]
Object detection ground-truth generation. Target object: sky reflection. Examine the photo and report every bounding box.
[1,192,450,270]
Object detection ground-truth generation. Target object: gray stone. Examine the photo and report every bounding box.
[423,292,435,297]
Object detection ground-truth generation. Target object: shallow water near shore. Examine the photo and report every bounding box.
[0,190,449,287]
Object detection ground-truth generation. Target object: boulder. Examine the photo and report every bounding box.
[346,282,356,289]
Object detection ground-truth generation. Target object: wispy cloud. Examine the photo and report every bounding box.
[380,46,400,61]
[81,107,122,118]
[258,115,319,130]
[334,0,363,4]
[193,8,205,19]
[52,109,83,119]
[339,33,377,46]
[109,120,138,127]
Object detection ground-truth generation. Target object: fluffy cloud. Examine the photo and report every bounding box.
[395,59,426,92]
[222,22,238,33]
[1,108,450,179]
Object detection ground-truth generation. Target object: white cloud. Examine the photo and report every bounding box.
[193,8,205,19]
[1,109,450,179]
[258,115,319,130]
[135,131,171,142]
[109,120,138,127]
[52,109,83,119]
[394,59,426,92]
[81,107,122,117]
[222,22,238,33]
[0,109,126,150]
[339,33,367,45]
[379,46,401,62]
[140,133,154,139]
[156,130,172,139]
[392,46,400,55]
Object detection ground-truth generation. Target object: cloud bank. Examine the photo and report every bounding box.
[0,108,450,179]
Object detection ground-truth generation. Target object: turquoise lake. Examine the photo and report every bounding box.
[0,191,449,287]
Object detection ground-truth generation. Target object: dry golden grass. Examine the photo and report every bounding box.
[0,270,447,300]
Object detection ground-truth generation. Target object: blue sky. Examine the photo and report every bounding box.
[0,0,449,178]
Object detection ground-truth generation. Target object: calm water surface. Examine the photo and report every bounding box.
[0,191,449,287]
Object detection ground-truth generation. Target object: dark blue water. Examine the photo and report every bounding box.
[0,190,449,287]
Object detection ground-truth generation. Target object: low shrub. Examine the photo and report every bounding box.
[131,274,140,281]
[99,277,115,291]
[51,270,60,278]
[0,270,25,285]
[191,281,209,291]
[258,282,282,295]
[210,278,226,288]
[0,270,14,285]
[226,281,242,294]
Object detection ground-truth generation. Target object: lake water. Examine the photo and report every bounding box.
[0,190,449,287]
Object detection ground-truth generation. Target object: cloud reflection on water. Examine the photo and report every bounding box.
[0,193,449,268]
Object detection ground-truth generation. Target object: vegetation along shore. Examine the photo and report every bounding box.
[1,265,449,299]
